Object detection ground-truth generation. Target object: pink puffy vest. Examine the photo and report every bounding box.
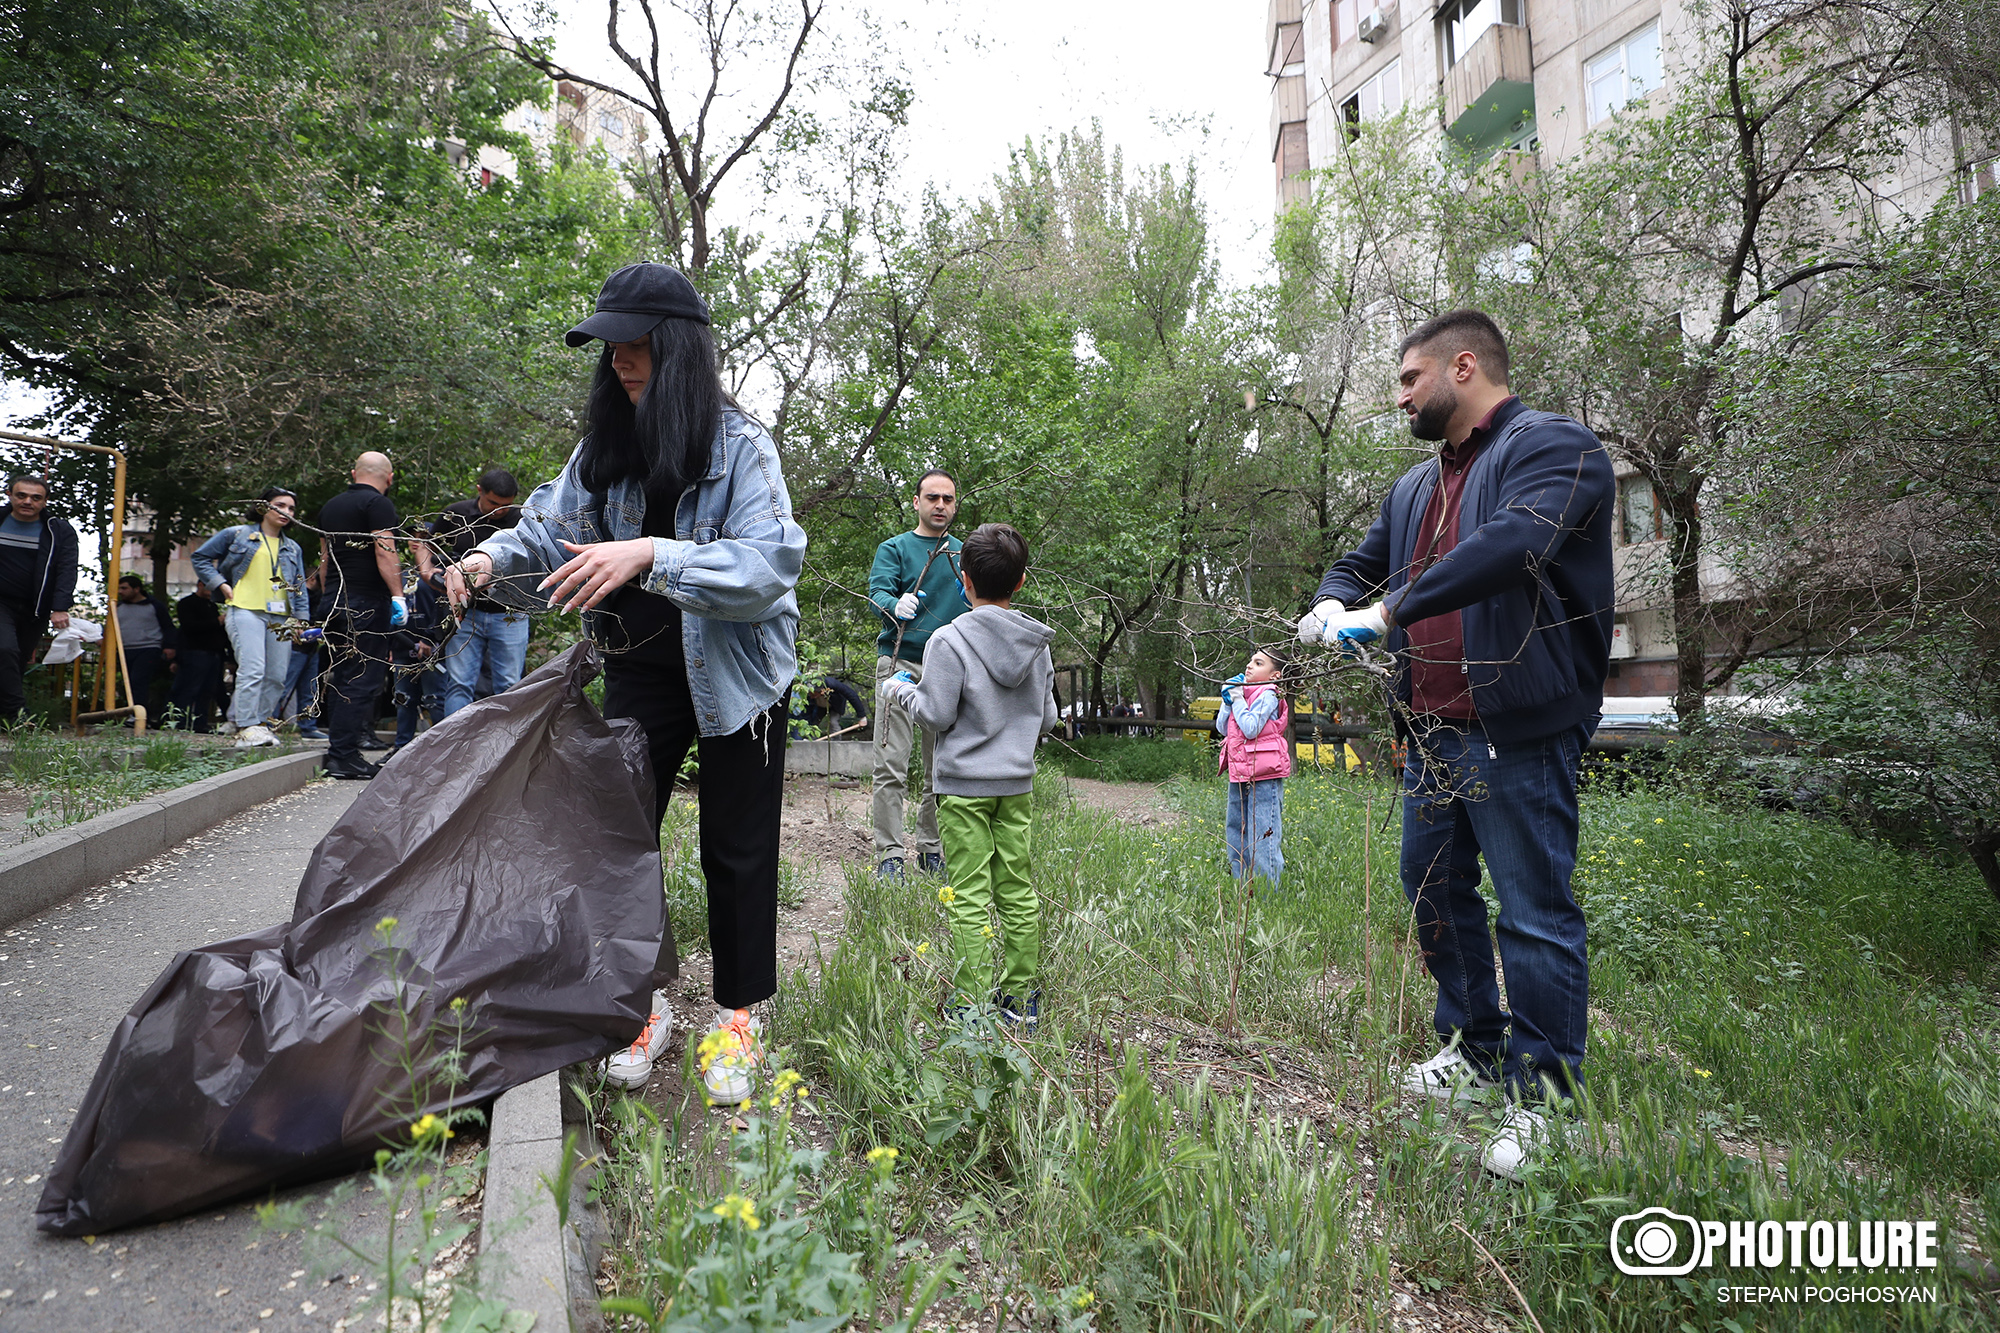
[1219,683,1293,783]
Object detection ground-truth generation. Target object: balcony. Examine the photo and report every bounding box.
[1441,22,1533,156]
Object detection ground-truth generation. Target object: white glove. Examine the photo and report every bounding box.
[1326,602,1390,655]
[1296,598,1344,646]
[893,591,922,620]
[389,596,409,628]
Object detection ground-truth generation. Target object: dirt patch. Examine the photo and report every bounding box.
[1057,775,1183,829]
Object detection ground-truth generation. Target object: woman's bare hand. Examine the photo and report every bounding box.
[445,553,494,614]
[538,539,655,613]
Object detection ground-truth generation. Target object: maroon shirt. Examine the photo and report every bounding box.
[1404,396,1516,719]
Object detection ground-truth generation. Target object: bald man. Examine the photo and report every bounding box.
[317,451,403,778]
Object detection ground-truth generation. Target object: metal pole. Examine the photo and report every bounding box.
[0,429,141,730]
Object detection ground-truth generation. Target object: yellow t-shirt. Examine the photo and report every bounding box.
[228,535,286,613]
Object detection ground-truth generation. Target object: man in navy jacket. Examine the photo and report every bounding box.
[1,474,79,724]
[1300,310,1613,1180]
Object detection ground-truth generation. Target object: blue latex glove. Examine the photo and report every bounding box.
[892,670,917,685]
[389,596,409,628]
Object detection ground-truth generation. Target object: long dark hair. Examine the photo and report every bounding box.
[578,318,721,511]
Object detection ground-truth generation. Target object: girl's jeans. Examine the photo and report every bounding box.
[1226,778,1285,889]
[224,607,292,729]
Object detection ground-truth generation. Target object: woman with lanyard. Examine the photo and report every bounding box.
[446,264,805,1103]
[191,486,307,749]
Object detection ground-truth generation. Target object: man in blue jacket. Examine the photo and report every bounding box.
[1300,310,1613,1181]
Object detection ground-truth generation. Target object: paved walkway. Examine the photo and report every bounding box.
[0,778,385,1333]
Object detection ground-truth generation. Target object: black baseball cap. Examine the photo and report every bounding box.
[564,263,710,347]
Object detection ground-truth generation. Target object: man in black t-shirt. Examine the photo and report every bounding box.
[316,451,402,778]
[167,588,229,731]
[416,467,527,719]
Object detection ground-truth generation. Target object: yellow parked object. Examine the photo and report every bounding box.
[1296,739,1364,772]
[1187,695,1222,744]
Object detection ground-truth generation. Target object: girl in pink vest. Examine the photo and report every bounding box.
[1215,646,1293,889]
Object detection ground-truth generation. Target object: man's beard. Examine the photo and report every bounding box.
[1408,386,1459,442]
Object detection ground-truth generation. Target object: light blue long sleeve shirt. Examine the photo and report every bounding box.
[1214,674,1284,740]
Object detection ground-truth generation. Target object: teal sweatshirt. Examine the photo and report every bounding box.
[869,530,967,662]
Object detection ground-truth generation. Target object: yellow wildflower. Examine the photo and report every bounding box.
[914,941,929,956]
[712,1193,761,1230]
[409,1113,452,1145]
[937,885,956,904]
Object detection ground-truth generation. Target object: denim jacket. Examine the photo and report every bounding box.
[190,524,307,613]
[474,405,807,737]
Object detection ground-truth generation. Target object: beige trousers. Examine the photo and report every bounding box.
[872,654,940,863]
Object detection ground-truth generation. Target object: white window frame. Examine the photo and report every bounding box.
[1586,21,1663,126]
[1341,57,1405,138]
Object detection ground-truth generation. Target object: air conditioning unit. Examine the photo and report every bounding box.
[1358,8,1391,43]
[1609,621,1635,659]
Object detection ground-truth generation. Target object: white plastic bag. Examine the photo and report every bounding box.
[40,615,103,666]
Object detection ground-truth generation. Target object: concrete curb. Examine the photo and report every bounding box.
[0,749,324,930]
[784,737,872,778]
[480,1070,605,1333]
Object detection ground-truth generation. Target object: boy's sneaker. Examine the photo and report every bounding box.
[877,857,905,882]
[1400,1046,1500,1106]
[233,723,279,749]
[1481,1105,1548,1181]
[604,990,673,1090]
[699,1008,764,1104]
[918,852,945,877]
[998,991,1040,1034]
[296,720,327,740]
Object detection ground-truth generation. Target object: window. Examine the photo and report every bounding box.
[1587,21,1662,125]
[1334,0,1359,48]
[1438,0,1521,70]
[1269,21,1304,75]
[1619,475,1665,545]
[597,109,626,140]
[1340,58,1404,139]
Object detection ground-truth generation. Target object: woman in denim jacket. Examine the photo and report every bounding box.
[450,264,805,1103]
[190,487,307,746]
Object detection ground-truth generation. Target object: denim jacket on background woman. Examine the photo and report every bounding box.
[474,405,807,737]
[190,524,307,613]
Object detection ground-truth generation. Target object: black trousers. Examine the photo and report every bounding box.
[124,646,163,718]
[325,594,391,765]
[604,662,788,1011]
[0,600,47,722]
[167,648,224,731]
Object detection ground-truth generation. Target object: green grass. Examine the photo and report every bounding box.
[1046,733,1211,783]
[3,730,288,840]
[603,761,2000,1330]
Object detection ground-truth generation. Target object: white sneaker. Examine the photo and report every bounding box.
[604,990,673,1090]
[233,723,279,749]
[698,1008,765,1104]
[1481,1105,1549,1181]
[1400,1046,1500,1106]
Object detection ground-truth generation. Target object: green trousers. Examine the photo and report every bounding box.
[935,792,1039,1001]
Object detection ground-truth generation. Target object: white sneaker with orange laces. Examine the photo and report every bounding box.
[604,990,673,1090]
[699,1007,765,1103]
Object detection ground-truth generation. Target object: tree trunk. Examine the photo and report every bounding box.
[1969,834,2000,908]
[152,536,170,596]
[1665,477,1707,725]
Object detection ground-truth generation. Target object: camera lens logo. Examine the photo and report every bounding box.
[1611,1207,1704,1276]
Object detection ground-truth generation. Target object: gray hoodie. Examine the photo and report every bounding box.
[887,605,1059,797]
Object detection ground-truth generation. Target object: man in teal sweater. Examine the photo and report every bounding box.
[867,469,968,880]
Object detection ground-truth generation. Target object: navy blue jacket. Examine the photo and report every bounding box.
[1315,399,1615,743]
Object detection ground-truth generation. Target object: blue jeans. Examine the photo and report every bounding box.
[1400,718,1590,1100]
[1225,778,1285,889]
[394,661,439,747]
[280,644,320,725]
[438,607,530,718]
[224,607,292,728]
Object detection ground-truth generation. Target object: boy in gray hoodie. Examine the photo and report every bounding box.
[879,523,1058,1026]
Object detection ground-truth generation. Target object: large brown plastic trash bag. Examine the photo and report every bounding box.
[36,641,670,1236]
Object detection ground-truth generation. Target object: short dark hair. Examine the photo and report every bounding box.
[1255,644,1292,684]
[960,522,1029,600]
[914,469,956,495]
[118,573,147,591]
[1400,309,1511,385]
[7,473,49,494]
[477,468,520,498]
[246,485,296,524]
